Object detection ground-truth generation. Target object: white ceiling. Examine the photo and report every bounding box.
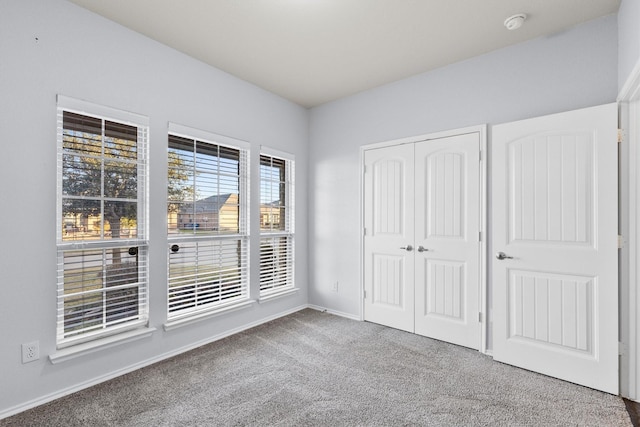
[68,0,620,108]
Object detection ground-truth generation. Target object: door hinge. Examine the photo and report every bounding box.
[363,227,367,236]
[363,164,367,173]
[479,231,482,242]
[478,312,483,323]
[363,290,367,300]
[618,234,624,249]
[618,129,624,144]
[479,151,482,161]
[619,341,627,356]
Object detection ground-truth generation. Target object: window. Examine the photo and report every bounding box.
[56,96,148,348]
[259,151,294,295]
[167,124,249,320]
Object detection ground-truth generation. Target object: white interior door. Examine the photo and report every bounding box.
[363,143,415,332]
[492,103,618,394]
[363,130,483,348]
[414,133,481,349]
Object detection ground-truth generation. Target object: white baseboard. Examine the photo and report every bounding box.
[307,304,361,321]
[0,304,308,421]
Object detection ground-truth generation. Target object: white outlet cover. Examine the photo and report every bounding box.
[22,341,40,364]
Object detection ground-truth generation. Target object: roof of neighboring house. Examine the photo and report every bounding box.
[261,199,281,207]
[179,194,235,214]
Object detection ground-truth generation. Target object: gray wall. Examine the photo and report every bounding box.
[307,14,618,322]
[0,0,308,416]
[619,0,640,90]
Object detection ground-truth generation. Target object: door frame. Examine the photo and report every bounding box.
[359,124,488,353]
[618,58,640,401]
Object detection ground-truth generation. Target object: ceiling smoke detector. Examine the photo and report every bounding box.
[504,13,527,30]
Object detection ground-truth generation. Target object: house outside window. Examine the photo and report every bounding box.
[167,124,250,320]
[56,96,149,348]
[259,150,294,295]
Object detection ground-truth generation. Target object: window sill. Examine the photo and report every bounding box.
[49,327,156,365]
[163,299,255,331]
[258,287,299,304]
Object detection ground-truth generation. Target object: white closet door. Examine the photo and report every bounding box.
[363,143,415,332]
[492,103,618,394]
[414,133,481,349]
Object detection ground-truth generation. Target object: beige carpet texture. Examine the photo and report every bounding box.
[0,309,632,426]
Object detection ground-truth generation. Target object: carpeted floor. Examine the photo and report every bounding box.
[0,309,632,426]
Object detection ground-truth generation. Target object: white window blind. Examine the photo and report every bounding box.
[259,152,294,295]
[167,239,247,313]
[56,97,149,348]
[167,124,249,319]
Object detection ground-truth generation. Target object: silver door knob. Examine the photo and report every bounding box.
[496,251,513,260]
[417,246,428,252]
[400,245,413,252]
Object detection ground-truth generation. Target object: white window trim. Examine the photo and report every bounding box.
[260,145,295,161]
[56,95,150,349]
[259,148,295,297]
[50,326,156,364]
[163,300,255,331]
[166,123,251,321]
[57,95,149,127]
[168,122,250,151]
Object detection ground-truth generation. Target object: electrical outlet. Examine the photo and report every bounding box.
[22,341,40,364]
[332,281,339,292]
